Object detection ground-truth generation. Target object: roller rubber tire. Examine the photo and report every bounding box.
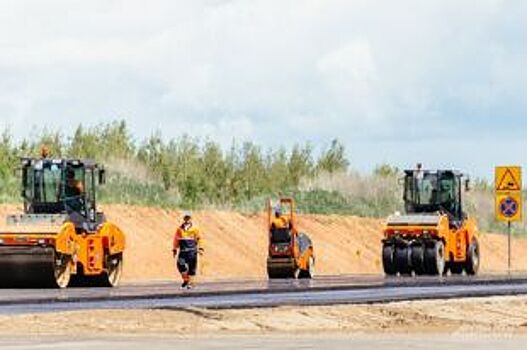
[382,245,396,276]
[410,245,425,275]
[394,246,411,275]
[465,240,480,275]
[425,241,445,276]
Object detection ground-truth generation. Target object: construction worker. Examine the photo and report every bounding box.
[271,207,290,230]
[173,212,204,289]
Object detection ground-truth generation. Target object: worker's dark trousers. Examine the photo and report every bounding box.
[177,250,198,276]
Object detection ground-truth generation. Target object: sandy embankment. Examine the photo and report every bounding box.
[1,204,527,282]
[101,205,527,281]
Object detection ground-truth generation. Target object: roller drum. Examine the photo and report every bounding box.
[267,257,296,279]
[0,246,62,288]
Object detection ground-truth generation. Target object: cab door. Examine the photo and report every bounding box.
[84,168,97,223]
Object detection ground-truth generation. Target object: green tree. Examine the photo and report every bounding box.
[374,164,400,178]
[239,142,266,200]
[201,140,227,204]
[101,120,134,159]
[266,147,290,191]
[224,141,243,203]
[317,139,349,174]
[0,128,17,179]
[289,143,314,187]
[68,124,100,159]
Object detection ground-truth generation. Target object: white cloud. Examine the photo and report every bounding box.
[317,40,384,123]
[0,0,525,176]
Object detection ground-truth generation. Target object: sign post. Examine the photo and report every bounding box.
[495,166,522,274]
[508,221,511,272]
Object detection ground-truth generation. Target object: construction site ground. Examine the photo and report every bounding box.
[1,204,527,348]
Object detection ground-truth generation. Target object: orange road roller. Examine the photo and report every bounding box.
[266,197,315,279]
[0,157,125,288]
[382,168,479,276]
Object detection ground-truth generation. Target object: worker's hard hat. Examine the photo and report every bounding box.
[183,211,192,219]
[274,206,282,215]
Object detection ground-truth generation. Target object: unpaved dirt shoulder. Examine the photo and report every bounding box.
[2,296,527,336]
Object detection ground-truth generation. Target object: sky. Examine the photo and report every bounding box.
[0,0,526,179]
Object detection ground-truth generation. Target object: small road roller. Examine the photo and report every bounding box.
[266,197,315,279]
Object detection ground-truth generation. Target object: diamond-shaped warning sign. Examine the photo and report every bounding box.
[495,166,522,192]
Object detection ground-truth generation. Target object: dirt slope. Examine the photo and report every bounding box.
[2,296,527,336]
[1,204,527,282]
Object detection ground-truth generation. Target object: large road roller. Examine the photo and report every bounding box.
[0,157,125,288]
[382,168,479,276]
[266,197,315,279]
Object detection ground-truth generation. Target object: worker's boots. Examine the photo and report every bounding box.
[180,275,194,289]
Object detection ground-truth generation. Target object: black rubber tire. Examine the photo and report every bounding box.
[424,241,445,276]
[382,245,396,276]
[394,246,411,275]
[465,240,480,275]
[100,253,123,287]
[411,245,425,275]
[449,262,464,275]
[72,254,123,287]
[52,253,72,289]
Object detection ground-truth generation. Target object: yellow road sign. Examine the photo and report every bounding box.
[495,166,522,191]
[496,191,522,222]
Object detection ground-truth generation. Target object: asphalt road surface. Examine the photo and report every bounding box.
[2,274,527,314]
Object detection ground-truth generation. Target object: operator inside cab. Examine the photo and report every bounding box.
[271,207,290,230]
[64,168,84,213]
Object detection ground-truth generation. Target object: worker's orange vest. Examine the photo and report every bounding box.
[173,224,203,252]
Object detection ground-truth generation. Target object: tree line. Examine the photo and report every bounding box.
[0,121,349,207]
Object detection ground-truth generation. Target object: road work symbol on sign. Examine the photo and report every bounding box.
[500,196,519,218]
[496,166,522,191]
